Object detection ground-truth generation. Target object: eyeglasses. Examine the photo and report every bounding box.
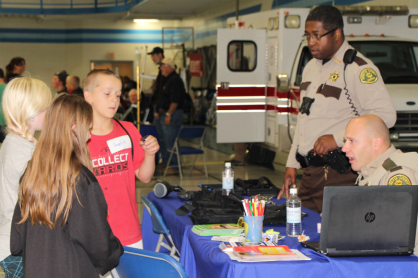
[303,28,337,41]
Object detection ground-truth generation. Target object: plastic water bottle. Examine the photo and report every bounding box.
[222,162,234,195]
[286,187,302,237]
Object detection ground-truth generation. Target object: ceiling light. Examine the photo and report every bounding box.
[134,19,160,23]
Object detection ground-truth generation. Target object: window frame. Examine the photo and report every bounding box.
[227,40,258,72]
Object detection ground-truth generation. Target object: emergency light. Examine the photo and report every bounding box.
[285,15,300,28]
[347,17,362,24]
[268,17,279,30]
[409,15,418,28]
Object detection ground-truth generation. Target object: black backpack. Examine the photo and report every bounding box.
[175,186,305,225]
[235,176,280,196]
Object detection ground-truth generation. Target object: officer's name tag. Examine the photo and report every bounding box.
[107,135,132,154]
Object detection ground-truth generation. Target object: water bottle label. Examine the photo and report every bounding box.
[287,207,301,223]
[222,177,234,190]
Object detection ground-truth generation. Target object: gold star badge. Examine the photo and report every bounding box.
[329,72,339,82]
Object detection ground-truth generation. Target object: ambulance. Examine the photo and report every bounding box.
[216,6,418,165]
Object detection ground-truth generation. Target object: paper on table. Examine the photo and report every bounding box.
[225,249,311,262]
[211,235,246,242]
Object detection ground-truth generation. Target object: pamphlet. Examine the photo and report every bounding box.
[232,245,298,261]
[225,249,311,262]
[219,241,280,252]
[211,235,245,242]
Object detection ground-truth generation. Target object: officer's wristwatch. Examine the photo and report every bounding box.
[166,112,171,117]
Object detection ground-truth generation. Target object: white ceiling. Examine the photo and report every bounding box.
[0,0,240,21]
[130,0,224,20]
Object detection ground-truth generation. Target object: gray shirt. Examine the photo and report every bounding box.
[0,133,35,261]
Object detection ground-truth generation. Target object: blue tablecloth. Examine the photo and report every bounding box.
[141,192,418,278]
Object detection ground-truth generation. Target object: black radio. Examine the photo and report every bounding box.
[299,97,315,115]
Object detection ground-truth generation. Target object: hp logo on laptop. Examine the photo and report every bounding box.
[365,212,376,223]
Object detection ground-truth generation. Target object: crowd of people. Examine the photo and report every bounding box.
[0,4,418,277]
[0,68,160,277]
[0,42,188,276]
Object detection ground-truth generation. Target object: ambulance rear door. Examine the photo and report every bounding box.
[216,28,267,143]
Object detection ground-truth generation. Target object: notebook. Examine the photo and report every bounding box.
[301,185,418,257]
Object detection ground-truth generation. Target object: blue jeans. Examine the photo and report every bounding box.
[158,109,183,165]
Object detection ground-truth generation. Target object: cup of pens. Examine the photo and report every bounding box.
[242,198,265,242]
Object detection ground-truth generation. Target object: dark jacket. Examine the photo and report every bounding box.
[11,165,123,278]
[151,68,165,105]
[57,88,68,94]
[156,71,185,112]
[70,87,84,99]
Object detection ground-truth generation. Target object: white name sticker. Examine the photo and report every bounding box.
[107,135,132,154]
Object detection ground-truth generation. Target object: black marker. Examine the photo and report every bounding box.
[140,135,149,145]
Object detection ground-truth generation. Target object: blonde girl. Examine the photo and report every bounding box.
[10,94,123,278]
[0,77,52,262]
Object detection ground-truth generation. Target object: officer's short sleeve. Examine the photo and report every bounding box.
[384,168,418,186]
[352,60,396,128]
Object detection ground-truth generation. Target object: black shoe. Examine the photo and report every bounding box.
[226,159,245,166]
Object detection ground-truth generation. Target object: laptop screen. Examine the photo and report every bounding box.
[320,186,418,256]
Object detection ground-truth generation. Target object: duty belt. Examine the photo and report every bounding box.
[296,148,351,175]
[296,149,326,168]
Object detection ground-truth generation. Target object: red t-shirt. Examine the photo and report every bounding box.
[88,120,145,245]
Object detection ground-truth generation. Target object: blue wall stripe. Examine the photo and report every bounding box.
[0,28,191,43]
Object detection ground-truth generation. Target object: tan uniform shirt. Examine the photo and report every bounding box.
[357,145,418,186]
[356,145,418,256]
[287,40,396,169]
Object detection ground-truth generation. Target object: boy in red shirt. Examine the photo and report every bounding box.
[84,69,159,250]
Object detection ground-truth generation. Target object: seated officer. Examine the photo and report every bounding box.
[342,115,418,186]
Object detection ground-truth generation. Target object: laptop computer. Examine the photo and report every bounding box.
[301,185,418,257]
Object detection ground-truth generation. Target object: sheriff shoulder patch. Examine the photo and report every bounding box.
[360,68,378,84]
[388,174,411,186]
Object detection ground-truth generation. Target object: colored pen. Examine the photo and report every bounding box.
[246,199,251,216]
[241,200,248,216]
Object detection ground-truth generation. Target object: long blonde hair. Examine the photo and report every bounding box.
[18,94,93,228]
[2,77,52,143]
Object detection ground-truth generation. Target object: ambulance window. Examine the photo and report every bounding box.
[294,46,313,86]
[228,41,257,71]
[350,41,418,84]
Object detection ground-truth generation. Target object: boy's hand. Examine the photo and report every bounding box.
[154,112,159,120]
[140,135,159,155]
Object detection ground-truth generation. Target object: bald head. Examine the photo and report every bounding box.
[348,115,390,146]
[342,115,391,171]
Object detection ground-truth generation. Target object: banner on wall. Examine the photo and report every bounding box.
[189,53,204,77]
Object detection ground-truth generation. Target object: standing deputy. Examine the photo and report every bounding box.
[278,5,396,213]
[343,115,418,186]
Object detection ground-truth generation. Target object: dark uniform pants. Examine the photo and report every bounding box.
[298,166,357,213]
